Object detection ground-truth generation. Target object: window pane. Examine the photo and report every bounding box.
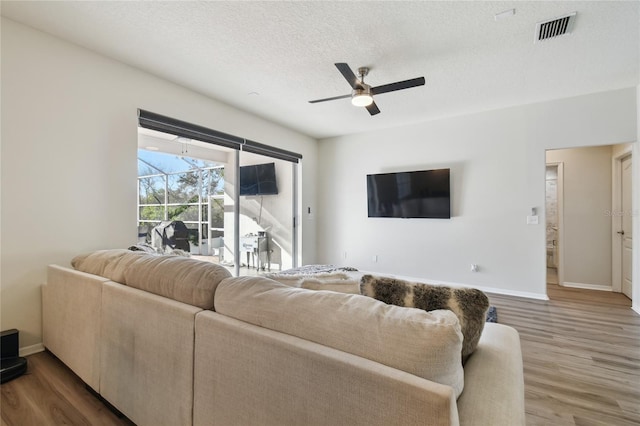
[168,172,199,204]
[168,205,199,222]
[137,146,232,260]
[203,168,225,196]
[210,198,224,229]
[139,206,165,221]
[139,176,165,204]
[186,223,200,249]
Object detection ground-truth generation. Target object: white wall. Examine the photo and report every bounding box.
[546,146,613,288]
[0,18,318,351]
[317,89,637,299]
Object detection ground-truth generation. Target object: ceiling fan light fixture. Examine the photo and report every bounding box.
[309,63,425,116]
[351,87,373,107]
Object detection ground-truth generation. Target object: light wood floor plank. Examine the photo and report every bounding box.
[1,351,133,426]
[489,282,640,426]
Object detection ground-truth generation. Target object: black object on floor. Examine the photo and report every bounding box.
[1,329,27,383]
[1,356,28,383]
[486,306,498,323]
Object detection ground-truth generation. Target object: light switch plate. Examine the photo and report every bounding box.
[527,215,539,225]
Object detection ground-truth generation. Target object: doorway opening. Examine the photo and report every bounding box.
[545,145,633,306]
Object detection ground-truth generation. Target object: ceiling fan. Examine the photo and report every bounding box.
[309,63,425,116]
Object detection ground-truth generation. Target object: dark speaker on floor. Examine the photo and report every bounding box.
[1,329,27,383]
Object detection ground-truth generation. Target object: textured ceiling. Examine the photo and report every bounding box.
[2,1,638,139]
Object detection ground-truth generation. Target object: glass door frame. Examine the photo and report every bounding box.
[138,109,302,277]
[233,148,299,276]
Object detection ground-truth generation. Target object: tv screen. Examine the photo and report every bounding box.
[367,168,450,218]
[239,162,278,195]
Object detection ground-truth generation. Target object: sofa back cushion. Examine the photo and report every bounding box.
[123,255,231,309]
[215,276,464,397]
[71,249,146,283]
[71,249,232,309]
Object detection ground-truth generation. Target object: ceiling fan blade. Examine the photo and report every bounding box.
[335,63,361,89]
[371,77,425,95]
[366,102,380,116]
[308,93,352,104]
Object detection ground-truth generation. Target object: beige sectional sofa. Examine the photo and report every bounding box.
[42,250,525,426]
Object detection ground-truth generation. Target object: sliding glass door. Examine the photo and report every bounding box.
[137,133,231,264]
[137,110,300,276]
[236,151,295,274]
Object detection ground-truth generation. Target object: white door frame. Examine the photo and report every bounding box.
[633,141,640,314]
[546,162,565,288]
[612,148,633,294]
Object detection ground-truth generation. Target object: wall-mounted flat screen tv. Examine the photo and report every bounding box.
[239,162,278,196]
[367,168,451,218]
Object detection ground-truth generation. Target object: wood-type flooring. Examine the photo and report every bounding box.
[2,282,639,425]
[1,351,134,426]
[489,283,639,425]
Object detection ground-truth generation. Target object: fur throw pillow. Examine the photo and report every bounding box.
[360,274,489,361]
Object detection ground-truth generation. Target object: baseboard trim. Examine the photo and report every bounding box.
[20,343,45,357]
[478,286,550,301]
[562,282,613,291]
[361,270,549,301]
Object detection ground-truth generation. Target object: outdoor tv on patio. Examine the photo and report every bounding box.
[239,162,278,196]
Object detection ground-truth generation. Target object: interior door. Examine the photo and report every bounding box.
[621,155,633,299]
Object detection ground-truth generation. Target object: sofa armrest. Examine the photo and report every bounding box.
[194,312,460,426]
[457,323,525,426]
[43,265,107,391]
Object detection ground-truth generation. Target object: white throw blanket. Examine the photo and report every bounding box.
[265,270,360,294]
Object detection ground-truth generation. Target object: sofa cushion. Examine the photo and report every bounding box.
[123,255,232,309]
[71,249,146,283]
[360,275,489,361]
[215,276,465,397]
[72,249,232,309]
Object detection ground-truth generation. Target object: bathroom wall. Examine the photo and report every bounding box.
[545,165,559,267]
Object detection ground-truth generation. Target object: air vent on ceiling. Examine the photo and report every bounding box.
[535,12,576,43]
